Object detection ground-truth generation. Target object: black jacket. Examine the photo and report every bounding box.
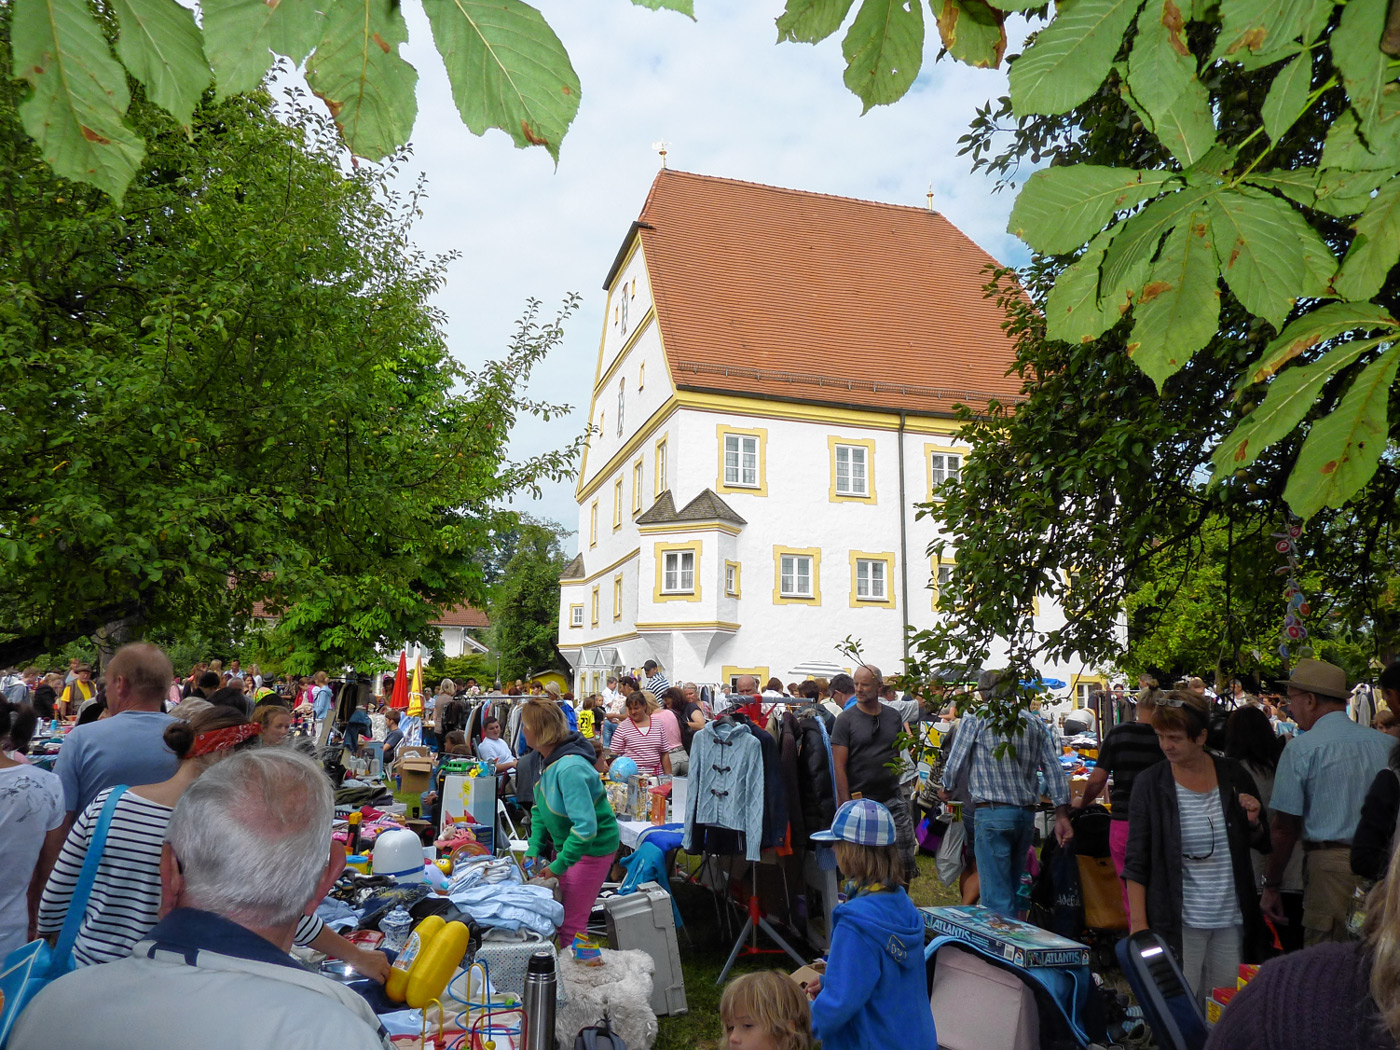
[1122,755,1271,963]
[1351,741,1400,881]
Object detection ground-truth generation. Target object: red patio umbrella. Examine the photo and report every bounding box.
[388,650,409,709]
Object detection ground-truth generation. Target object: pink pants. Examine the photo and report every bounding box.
[556,851,616,946]
[1109,819,1131,919]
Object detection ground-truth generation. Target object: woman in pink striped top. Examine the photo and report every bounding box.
[611,693,676,775]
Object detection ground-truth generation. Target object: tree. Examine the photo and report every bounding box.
[488,519,568,681]
[6,0,693,201]
[0,58,583,671]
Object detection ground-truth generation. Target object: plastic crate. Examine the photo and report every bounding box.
[602,882,687,1016]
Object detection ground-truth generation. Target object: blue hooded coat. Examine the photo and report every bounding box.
[811,887,938,1050]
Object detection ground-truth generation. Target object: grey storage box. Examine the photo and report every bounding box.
[602,882,688,1016]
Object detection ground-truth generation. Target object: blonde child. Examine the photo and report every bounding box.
[719,971,813,1050]
[806,799,938,1050]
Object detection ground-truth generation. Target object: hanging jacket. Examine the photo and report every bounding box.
[811,888,938,1050]
[797,715,837,847]
[734,713,786,849]
[683,721,765,861]
[777,713,807,846]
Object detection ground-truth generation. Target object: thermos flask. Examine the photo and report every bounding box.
[522,949,558,1050]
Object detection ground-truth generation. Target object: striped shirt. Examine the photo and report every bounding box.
[38,787,323,966]
[611,716,675,775]
[1176,783,1241,928]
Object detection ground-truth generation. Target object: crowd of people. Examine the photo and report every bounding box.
[5,643,1400,1050]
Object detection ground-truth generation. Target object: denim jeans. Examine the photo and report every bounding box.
[972,804,1035,917]
[602,719,618,749]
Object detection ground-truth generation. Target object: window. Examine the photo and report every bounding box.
[930,451,962,492]
[724,433,760,488]
[1075,681,1100,709]
[569,604,584,628]
[835,444,867,496]
[662,550,695,594]
[828,437,876,503]
[856,558,886,599]
[932,560,956,610]
[654,541,702,602]
[591,585,600,626]
[725,561,740,597]
[773,546,821,604]
[617,379,625,436]
[655,438,668,493]
[589,500,598,547]
[781,554,813,597]
[638,363,645,389]
[716,425,768,495]
[613,479,623,529]
[613,574,624,620]
[620,293,629,336]
[632,459,644,513]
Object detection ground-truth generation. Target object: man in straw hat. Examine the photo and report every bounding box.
[1262,658,1393,944]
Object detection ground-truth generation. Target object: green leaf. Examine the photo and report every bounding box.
[1321,109,1400,171]
[1315,168,1392,216]
[1206,186,1334,329]
[776,0,856,41]
[307,0,418,160]
[1008,165,1179,254]
[1211,0,1327,63]
[630,0,696,16]
[1127,209,1221,386]
[1334,177,1400,301]
[203,0,325,97]
[931,0,1008,68]
[985,0,1050,11]
[1261,52,1311,142]
[1122,0,1217,165]
[1009,0,1145,117]
[1045,227,1141,342]
[423,0,580,162]
[1333,0,1390,133]
[110,0,209,128]
[1283,346,1400,517]
[841,0,926,111]
[1245,301,1398,385]
[1100,184,1215,292]
[10,0,145,200]
[1213,334,1390,476]
[1243,167,1319,208]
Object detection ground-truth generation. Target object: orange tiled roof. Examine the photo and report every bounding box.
[619,170,1024,415]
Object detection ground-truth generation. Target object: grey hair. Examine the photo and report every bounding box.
[166,748,333,928]
[683,681,697,692]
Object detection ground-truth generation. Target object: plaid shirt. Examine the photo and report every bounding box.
[940,711,1069,807]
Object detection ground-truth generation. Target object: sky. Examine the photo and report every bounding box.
[373,1,1030,547]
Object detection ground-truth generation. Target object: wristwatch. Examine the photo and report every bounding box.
[1261,878,1282,889]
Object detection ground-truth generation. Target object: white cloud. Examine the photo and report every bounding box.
[381,1,1029,539]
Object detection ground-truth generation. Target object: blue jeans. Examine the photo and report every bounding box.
[601,719,617,749]
[972,805,1035,918]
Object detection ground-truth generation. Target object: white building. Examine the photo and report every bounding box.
[558,171,1105,701]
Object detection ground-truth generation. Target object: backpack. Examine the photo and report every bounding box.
[573,1017,627,1050]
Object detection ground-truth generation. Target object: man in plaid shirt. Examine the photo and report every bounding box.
[940,670,1074,917]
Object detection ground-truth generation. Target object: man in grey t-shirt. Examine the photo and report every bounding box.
[54,643,179,819]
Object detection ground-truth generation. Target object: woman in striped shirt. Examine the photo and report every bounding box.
[37,704,389,982]
[1122,690,1270,1009]
[610,693,676,776]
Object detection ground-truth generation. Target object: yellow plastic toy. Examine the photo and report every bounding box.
[385,915,446,1003]
[407,920,472,1009]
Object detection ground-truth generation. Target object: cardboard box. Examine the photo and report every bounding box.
[789,963,825,995]
[396,745,433,795]
[1237,963,1259,988]
[921,906,1090,968]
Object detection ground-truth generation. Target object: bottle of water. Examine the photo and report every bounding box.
[379,905,413,953]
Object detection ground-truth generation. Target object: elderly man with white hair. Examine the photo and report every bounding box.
[12,748,388,1050]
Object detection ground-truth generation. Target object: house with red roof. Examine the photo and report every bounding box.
[558,171,1102,700]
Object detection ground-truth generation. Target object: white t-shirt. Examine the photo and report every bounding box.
[0,763,65,954]
[476,737,514,766]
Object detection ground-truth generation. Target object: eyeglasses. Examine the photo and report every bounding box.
[1182,815,1216,861]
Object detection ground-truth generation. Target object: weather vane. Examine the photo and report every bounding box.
[652,140,671,169]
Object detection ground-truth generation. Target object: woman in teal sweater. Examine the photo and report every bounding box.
[522,698,621,944]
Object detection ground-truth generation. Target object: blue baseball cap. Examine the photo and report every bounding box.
[811,799,897,846]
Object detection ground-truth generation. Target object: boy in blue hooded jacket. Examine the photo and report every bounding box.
[807,799,938,1050]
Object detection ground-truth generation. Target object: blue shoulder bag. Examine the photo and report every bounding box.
[0,785,129,1046]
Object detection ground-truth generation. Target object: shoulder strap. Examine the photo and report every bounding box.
[52,785,130,965]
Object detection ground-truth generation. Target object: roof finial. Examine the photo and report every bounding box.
[652,140,671,169]
[926,183,935,212]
